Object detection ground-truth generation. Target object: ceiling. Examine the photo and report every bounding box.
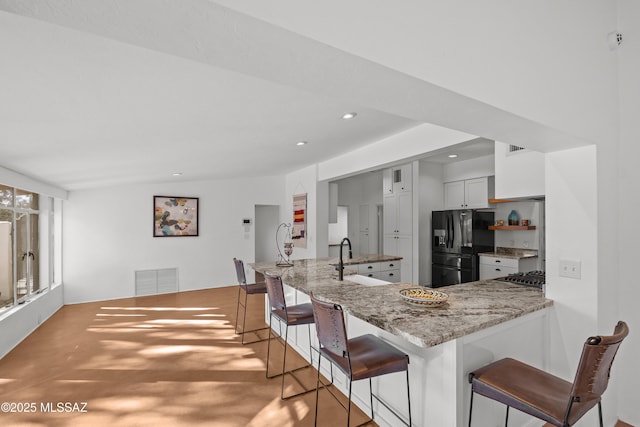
[0,1,496,191]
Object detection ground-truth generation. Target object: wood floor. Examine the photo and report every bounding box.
[0,286,371,427]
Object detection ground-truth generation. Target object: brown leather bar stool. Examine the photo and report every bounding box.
[233,258,269,345]
[468,320,629,427]
[264,272,316,400]
[310,292,412,427]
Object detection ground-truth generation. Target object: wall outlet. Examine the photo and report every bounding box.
[559,260,581,279]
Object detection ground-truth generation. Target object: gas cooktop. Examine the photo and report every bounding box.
[495,270,545,288]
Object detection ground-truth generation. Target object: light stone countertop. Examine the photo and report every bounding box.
[478,247,539,259]
[251,257,553,349]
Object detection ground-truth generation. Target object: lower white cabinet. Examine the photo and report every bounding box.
[357,260,401,283]
[479,255,538,280]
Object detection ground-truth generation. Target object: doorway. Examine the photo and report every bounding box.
[254,204,280,281]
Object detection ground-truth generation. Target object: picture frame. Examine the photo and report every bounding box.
[153,196,199,237]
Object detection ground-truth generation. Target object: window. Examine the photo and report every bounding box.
[0,184,54,312]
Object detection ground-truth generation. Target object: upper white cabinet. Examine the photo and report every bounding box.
[383,164,412,194]
[444,176,494,209]
[494,141,545,199]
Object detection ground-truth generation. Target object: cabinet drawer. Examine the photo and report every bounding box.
[480,264,517,280]
[358,263,380,274]
[479,256,518,269]
[379,261,400,271]
[374,269,401,283]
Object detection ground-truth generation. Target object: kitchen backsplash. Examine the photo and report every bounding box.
[493,200,544,250]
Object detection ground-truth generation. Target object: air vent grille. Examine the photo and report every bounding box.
[135,268,178,296]
[509,144,526,153]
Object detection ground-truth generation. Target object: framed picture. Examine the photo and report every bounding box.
[154,196,199,237]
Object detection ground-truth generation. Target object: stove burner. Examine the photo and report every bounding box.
[495,271,545,288]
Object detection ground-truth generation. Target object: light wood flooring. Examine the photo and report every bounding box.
[0,286,371,427]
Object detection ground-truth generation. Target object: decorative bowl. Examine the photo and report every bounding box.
[399,288,449,307]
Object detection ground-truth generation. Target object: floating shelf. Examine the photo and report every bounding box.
[488,198,516,204]
[489,225,537,230]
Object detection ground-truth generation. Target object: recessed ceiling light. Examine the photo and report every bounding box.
[448,154,458,158]
[172,172,183,176]
[296,141,308,146]
[342,112,357,120]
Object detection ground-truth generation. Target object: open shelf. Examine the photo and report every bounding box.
[489,225,537,230]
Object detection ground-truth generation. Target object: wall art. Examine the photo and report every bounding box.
[154,196,199,237]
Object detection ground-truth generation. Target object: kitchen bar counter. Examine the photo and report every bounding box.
[251,257,553,426]
[251,257,551,349]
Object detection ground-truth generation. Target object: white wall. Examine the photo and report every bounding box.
[63,175,284,304]
[284,164,319,260]
[0,284,63,359]
[318,124,478,181]
[616,0,640,419]
[442,154,494,183]
[254,204,280,263]
[545,146,604,423]
[494,141,546,199]
[334,171,383,255]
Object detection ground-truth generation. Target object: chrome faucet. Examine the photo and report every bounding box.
[338,237,353,281]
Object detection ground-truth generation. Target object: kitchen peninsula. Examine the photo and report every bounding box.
[251,257,553,427]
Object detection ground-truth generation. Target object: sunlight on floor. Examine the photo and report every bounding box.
[248,396,310,427]
[100,307,220,312]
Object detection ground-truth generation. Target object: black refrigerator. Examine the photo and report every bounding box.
[431,210,494,288]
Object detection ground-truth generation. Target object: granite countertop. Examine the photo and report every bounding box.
[250,258,553,349]
[478,247,539,259]
[327,253,402,266]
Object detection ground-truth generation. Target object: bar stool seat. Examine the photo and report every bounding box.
[233,258,269,345]
[310,292,412,427]
[468,321,628,427]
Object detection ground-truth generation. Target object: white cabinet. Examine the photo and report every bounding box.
[356,260,401,283]
[444,177,493,209]
[383,164,412,194]
[383,192,412,235]
[383,163,413,282]
[479,255,538,280]
[383,236,411,281]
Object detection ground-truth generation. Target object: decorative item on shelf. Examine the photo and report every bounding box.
[496,220,504,226]
[276,222,294,266]
[508,210,520,226]
[521,219,530,226]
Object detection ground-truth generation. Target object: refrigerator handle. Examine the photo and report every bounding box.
[450,213,455,248]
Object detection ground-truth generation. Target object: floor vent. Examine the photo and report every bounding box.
[135,268,178,296]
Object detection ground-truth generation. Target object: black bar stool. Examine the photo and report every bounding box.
[232,258,269,345]
[310,292,412,427]
[264,272,316,400]
[468,321,628,427]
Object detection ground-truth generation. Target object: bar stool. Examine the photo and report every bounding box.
[233,258,269,345]
[310,292,412,427]
[468,320,628,427]
[264,272,316,400]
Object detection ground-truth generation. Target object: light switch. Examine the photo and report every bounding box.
[559,260,581,279]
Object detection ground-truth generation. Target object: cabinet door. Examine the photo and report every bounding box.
[382,168,393,194]
[359,231,370,254]
[397,235,413,283]
[396,192,412,235]
[383,234,397,256]
[359,204,369,232]
[383,195,397,234]
[393,164,412,193]
[465,177,489,209]
[444,180,465,209]
[480,263,517,280]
